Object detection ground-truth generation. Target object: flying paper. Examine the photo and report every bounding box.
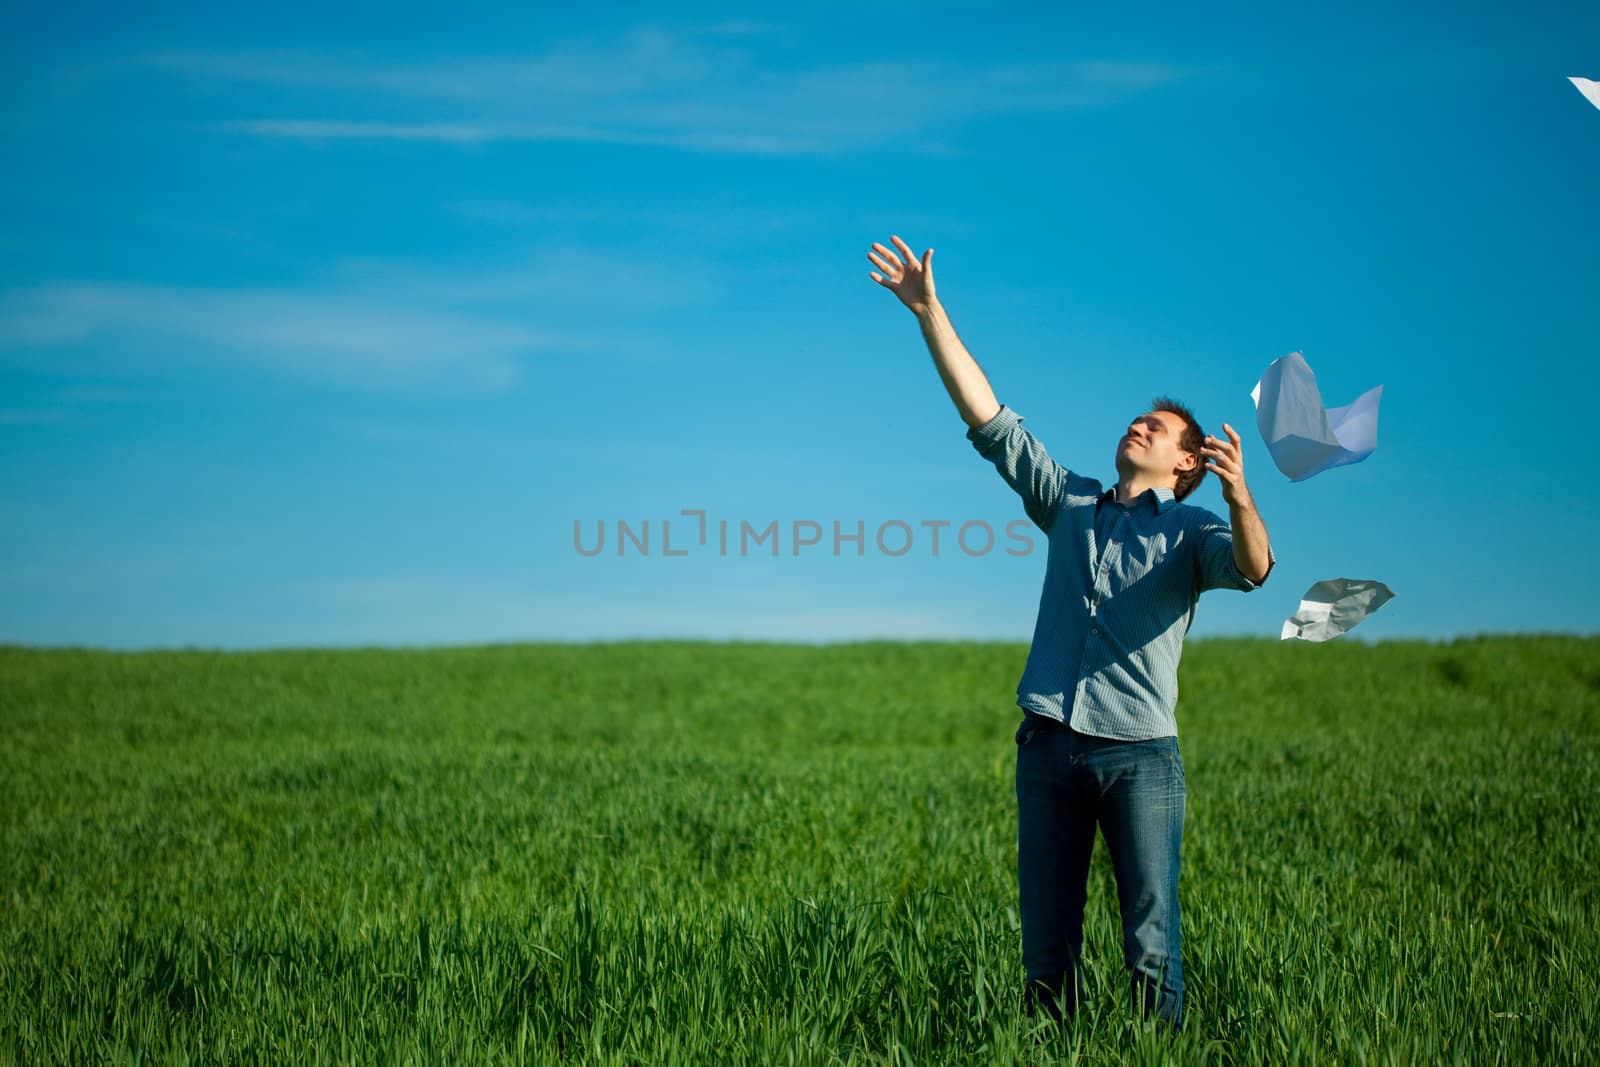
[1572,77,1600,112]
[1280,579,1395,642]
[1251,351,1382,481]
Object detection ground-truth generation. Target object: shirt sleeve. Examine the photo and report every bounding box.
[1193,509,1276,592]
[966,405,1070,533]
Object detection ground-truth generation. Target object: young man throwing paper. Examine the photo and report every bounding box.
[867,235,1274,1032]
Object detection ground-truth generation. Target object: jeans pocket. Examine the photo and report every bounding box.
[1167,737,1186,783]
[1016,717,1039,746]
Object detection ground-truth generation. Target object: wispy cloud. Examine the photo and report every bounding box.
[444,201,617,228]
[0,387,153,427]
[53,385,150,404]
[0,409,73,425]
[0,281,551,392]
[331,416,551,458]
[129,23,1185,156]
[0,242,723,391]
[315,247,724,312]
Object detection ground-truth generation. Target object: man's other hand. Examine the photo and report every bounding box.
[1201,423,1254,508]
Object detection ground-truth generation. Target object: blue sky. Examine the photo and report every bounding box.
[3,3,1598,649]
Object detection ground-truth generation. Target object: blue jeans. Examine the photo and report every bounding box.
[1015,714,1186,1030]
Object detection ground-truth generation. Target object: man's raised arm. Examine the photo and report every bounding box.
[867,235,1000,429]
[868,234,1068,531]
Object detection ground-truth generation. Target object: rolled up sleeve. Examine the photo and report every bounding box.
[966,405,1070,533]
[1194,511,1276,592]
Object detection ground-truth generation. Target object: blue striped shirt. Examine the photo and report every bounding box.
[967,404,1272,740]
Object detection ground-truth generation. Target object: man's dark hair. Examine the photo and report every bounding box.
[1152,396,1206,502]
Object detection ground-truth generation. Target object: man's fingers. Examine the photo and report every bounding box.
[873,241,905,268]
[890,234,918,265]
[868,250,897,274]
[1223,422,1241,446]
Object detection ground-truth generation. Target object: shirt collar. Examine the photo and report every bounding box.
[1101,485,1178,513]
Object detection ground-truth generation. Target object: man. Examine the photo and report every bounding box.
[867,234,1274,1032]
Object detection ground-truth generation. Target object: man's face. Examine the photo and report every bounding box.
[1115,410,1198,485]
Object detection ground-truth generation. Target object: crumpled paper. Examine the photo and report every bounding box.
[1280,578,1396,642]
[1571,77,1600,112]
[1251,351,1383,482]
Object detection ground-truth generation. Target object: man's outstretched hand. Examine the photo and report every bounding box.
[867,235,936,315]
[1202,423,1253,508]
[1203,422,1274,584]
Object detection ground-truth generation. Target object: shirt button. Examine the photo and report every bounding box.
[1090,625,1100,636]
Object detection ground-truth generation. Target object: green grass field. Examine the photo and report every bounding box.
[2,636,1597,1064]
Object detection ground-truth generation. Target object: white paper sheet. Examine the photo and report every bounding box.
[1280,579,1395,642]
[1251,351,1383,482]
[1572,77,1600,112]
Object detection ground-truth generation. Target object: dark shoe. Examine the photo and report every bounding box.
[1021,976,1071,1025]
